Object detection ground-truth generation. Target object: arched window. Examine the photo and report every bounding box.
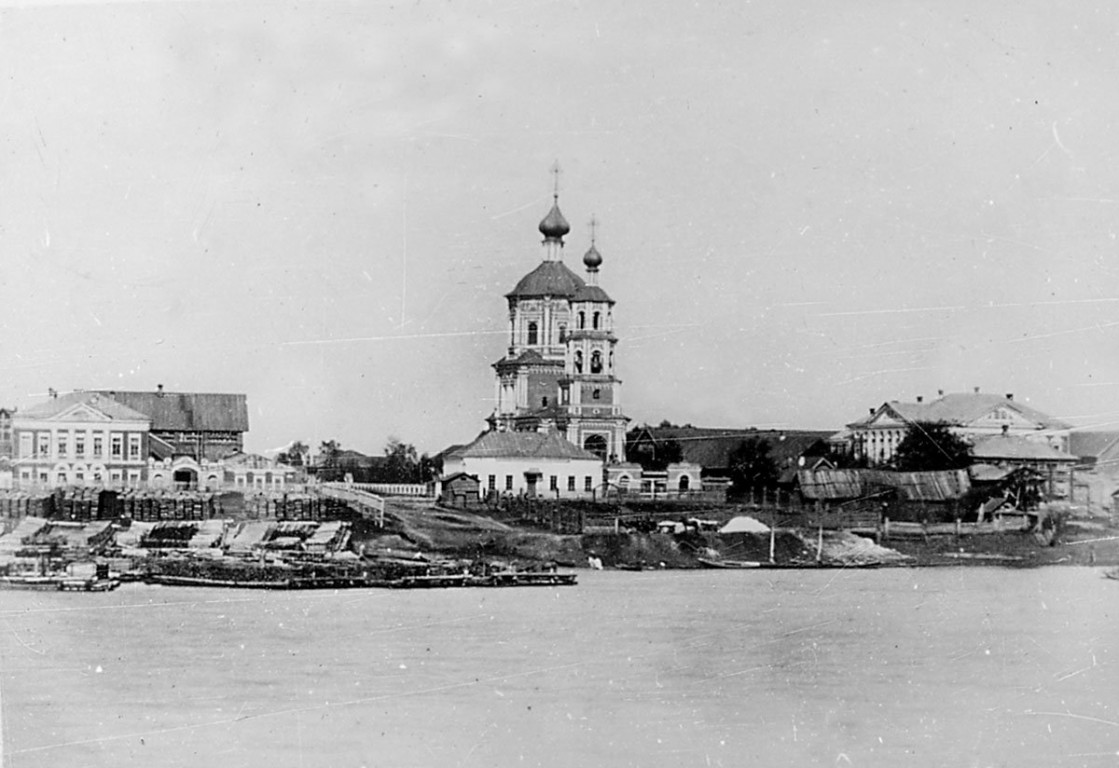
[574,351,583,373]
[593,312,601,330]
[678,475,690,491]
[584,434,608,459]
[527,322,538,346]
[578,311,586,329]
[558,324,567,343]
[591,350,603,373]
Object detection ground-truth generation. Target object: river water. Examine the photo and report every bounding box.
[1,567,1117,767]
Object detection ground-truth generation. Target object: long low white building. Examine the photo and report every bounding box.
[441,430,604,500]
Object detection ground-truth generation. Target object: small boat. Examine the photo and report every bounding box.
[0,575,63,591]
[697,558,764,569]
[59,577,121,592]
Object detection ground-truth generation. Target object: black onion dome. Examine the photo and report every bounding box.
[582,243,603,270]
[507,261,586,298]
[538,201,570,240]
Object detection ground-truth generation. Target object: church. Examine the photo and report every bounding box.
[440,182,705,501]
[486,191,628,462]
[442,188,636,499]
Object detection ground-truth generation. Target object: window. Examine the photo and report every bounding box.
[578,311,585,329]
[584,476,593,492]
[37,432,50,458]
[574,350,583,373]
[74,471,84,484]
[19,433,32,458]
[488,475,496,491]
[505,475,513,491]
[38,472,48,484]
[679,475,690,491]
[57,471,68,485]
[549,475,557,491]
[57,435,68,458]
[558,324,566,342]
[527,322,538,346]
[75,435,85,457]
[591,351,603,373]
[542,396,549,407]
[592,388,601,400]
[93,436,103,458]
[567,476,576,491]
[593,312,600,330]
[111,434,123,458]
[128,434,141,460]
[110,470,122,485]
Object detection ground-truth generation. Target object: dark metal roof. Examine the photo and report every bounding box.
[572,284,614,304]
[507,261,586,299]
[97,391,249,432]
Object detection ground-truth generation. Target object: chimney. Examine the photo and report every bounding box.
[1005,393,1014,401]
[916,396,923,404]
[1001,424,1009,435]
[869,408,875,415]
[48,388,57,399]
[157,384,164,398]
[973,386,980,394]
[937,389,944,396]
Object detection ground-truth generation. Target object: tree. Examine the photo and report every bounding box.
[892,421,971,471]
[382,436,429,483]
[727,437,778,494]
[277,440,308,467]
[318,440,341,465]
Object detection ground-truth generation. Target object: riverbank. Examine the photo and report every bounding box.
[358,499,1119,569]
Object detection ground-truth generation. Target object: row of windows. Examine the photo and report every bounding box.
[487,474,595,492]
[20,468,142,485]
[19,431,142,460]
[524,309,609,346]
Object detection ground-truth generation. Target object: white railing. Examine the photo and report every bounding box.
[318,483,386,526]
[346,482,431,497]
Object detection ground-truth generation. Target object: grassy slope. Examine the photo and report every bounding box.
[350,499,1119,568]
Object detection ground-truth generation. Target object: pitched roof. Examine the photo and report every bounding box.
[867,469,971,501]
[796,468,971,501]
[849,392,1070,431]
[796,468,866,500]
[96,391,249,432]
[971,435,1077,462]
[19,391,151,422]
[572,284,614,304]
[507,261,586,299]
[450,430,601,461]
[632,426,833,470]
[1069,431,1119,460]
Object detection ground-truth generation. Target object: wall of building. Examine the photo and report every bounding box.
[443,455,604,500]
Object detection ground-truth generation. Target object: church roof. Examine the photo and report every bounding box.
[572,284,614,303]
[507,260,586,299]
[449,430,600,461]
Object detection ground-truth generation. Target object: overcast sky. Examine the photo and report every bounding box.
[2,0,1118,456]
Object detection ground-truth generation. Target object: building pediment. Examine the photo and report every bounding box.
[53,402,115,423]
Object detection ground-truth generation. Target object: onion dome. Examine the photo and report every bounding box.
[538,200,570,240]
[582,243,603,271]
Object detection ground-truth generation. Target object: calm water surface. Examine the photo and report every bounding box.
[1,567,1117,767]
